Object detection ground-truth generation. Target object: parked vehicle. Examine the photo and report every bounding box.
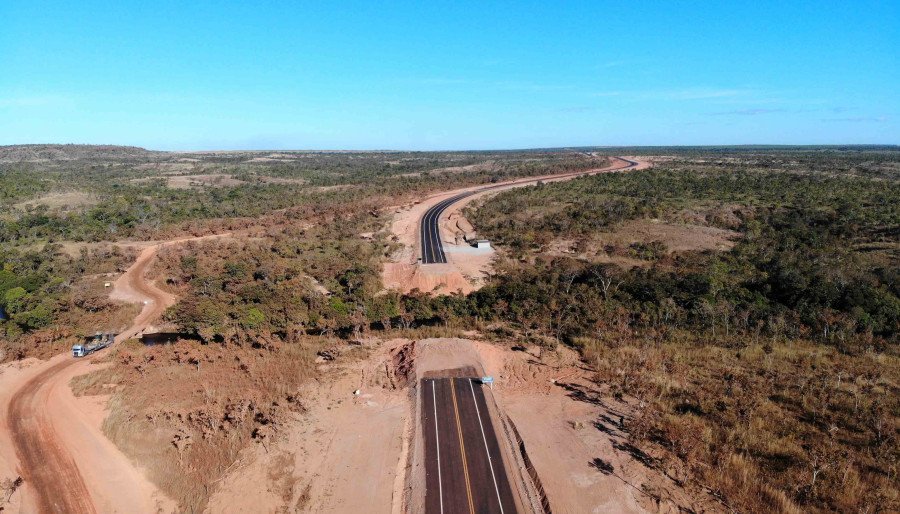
[72,332,115,357]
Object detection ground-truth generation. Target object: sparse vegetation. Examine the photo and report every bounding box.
[458,153,899,512]
[4,145,898,512]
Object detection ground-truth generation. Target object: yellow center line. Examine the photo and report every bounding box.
[450,378,476,514]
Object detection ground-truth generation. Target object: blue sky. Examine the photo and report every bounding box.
[1,1,897,150]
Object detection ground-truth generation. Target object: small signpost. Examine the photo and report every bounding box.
[481,376,494,389]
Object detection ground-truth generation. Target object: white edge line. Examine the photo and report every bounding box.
[431,200,447,263]
[433,380,444,514]
[431,203,443,264]
[423,204,431,263]
[468,378,504,513]
[430,204,441,263]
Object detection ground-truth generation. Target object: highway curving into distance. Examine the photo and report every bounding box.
[419,157,639,264]
[422,375,518,514]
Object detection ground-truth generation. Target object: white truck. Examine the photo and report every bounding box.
[72,332,115,358]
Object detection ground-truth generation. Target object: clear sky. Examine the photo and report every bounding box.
[1,1,897,150]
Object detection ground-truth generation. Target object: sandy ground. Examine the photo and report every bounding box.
[0,234,229,513]
[0,358,47,511]
[546,218,741,268]
[206,337,539,514]
[14,191,98,212]
[165,174,246,189]
[596,218,738,254]
[383,157,653,294]
[481,341,712,514]
[401,337,710,513]
[206,338,413,513]
[3,328,712,513]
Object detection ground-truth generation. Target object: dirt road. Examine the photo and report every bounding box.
[7,357,96,513]
[4,234,227,513]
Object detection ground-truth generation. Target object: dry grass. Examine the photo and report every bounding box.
[253,176,308,185]
[165,174,246,189]
[593,218,738,254]
[13,191,98,212]
[583,335,900,513]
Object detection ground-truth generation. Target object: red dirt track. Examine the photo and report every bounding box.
[8,358,96,513]
[5,235,225,513]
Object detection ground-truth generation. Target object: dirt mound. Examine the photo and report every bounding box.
[390,340,417,389]
[383,262,475,295]
[76,338,312,512]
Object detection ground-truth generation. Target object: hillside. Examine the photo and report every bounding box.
[0,144,163,162]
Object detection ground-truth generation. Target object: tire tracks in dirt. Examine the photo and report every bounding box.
[5,234,228,513]
[8,358,96,513]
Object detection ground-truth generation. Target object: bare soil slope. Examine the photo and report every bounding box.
[469,339,715,513]
[206,337,413,513]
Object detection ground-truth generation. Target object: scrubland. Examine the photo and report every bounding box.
[1,145,897,512]
[466,153,899,512]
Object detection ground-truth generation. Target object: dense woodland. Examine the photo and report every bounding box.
[1,145,898,512]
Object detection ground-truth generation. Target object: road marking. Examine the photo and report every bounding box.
[422,205,431,263]
[433,204,441,262]
[450,378,475,514]
[432,206,442,262]
[422,207,429,263]
[469,379,505,513]
[430,202,442,262]
[425,201,443,263]
[425,210,431,263]
[432,380,444,514]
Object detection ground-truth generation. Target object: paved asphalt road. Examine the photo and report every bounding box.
[422,376,518,514]
[419,157,639,264]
